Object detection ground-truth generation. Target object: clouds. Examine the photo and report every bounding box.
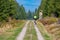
[16,0,41,12]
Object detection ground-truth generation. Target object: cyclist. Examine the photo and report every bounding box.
[33,16,37,24]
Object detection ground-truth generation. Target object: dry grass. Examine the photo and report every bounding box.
[45,24,60,40]
[38,17,60,40]
[37,21,53,40]
[0,20,26,40]
[39,17,58,25]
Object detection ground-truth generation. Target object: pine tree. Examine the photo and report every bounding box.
[38,0,60,17]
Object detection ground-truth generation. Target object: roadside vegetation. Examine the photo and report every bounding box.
[24,21,37,40]
[37,0,60,17]
[0,20,26,40]
[38,17,60,40]
[37,20,53,40]
[37,0,60,40]
[40,17,58,25]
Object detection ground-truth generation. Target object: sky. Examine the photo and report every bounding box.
[16,0,42,12]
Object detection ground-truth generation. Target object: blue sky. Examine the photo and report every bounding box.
[16,0,42,12]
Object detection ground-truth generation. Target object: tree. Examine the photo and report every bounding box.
[0,0,19,21]
[27,10,32,19]
[38,0,60,17]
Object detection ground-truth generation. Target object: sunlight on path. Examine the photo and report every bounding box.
[33,21,44,40]
[16,21,29,40]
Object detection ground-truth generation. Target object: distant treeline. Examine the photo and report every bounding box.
[37,0,60,17]
[0,0,36,22]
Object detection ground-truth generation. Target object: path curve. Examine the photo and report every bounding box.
[16,21,29,40]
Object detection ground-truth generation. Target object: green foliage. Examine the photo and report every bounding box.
[0,0,19,22]
[33,8,39,19]
[16,5,27,19]
[27,10,33,19]
[38,0,60,17]
[0,0,28,22]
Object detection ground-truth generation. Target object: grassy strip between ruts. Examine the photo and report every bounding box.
[0,20,26,40]
[36,21,53,40]
[24,21,37,40]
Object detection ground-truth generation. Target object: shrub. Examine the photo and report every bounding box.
[40,17,58,25]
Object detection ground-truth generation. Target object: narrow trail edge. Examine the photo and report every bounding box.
[16,21,29,40]
[33,21,44,40]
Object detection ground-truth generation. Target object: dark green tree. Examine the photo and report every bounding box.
[0,0,19,21]
[37,0,60,17]
[27,10,32,19]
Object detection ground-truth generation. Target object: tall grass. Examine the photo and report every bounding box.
[37,21,53,40]
[0,20,26,40]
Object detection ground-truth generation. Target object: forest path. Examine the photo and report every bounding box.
[16,20,44,40]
